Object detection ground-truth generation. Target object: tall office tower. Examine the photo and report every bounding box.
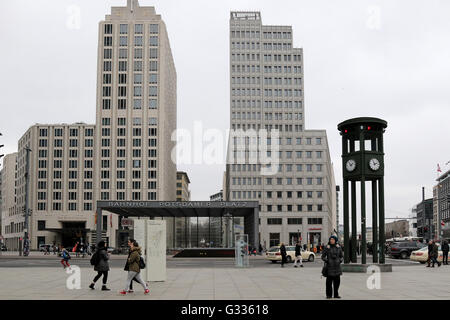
[175,171,191,248]
[95,0,177,245]
[11,124,100,250]
[1,153,19,250]
[226,12,336,249]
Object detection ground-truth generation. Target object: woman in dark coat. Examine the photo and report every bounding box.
[321,235,343,299]
[280,243,287,268]
[89,240,111,291]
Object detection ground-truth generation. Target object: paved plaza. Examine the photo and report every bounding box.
[0,263,449,300]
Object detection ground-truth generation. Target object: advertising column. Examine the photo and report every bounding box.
[146,220,166,281]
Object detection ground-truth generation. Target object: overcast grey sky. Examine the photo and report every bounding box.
[1,0,450,226]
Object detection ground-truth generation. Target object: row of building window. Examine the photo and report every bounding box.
[231,65,260,73]
[232,176,324,185]
[38,149,94,158]
[231,77,302,85]
[36,202,92,211]
[103,73,158,85]
[232,137,321,146]
[231,100,303,109]
[38,139,93,148]
[104,61,158,73]
[104,23,159,35]
[102,86,158,97]
[102,99,158,111]
[104,36,158,47]
[267,217,323,225]
[39,128,94,137]
[230,30,261,39]
[37,180,93,189]
[4,222,24,234]
[231,124,303,131]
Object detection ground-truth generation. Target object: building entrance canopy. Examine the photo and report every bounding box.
[96,201,260,249]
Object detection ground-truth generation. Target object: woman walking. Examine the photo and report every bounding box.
[120,240,149,295]
[321,235,343,299]
[88,240,111,291]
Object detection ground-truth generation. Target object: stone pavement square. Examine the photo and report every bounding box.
[0,265,449,300]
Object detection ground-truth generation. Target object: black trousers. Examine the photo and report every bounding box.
[93,271,108,285]
[281,255,287,266]
[443,251,449,264]
[326,276,340,298]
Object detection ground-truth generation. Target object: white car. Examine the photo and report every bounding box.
[265,246,315,263]
[410,245,444,264]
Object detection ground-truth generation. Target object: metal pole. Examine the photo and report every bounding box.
[23,146,31,256]
[351,180,357,263]
[360,131,366,265]
[96,208,102,245]
[379,176,385,263]
[196,216,199,247]
[372,179,378,263]
[343,179,350,263]
[361,178,367,265]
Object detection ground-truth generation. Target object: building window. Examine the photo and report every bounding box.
[149,36,158,46]
[287,218,302,225]
[149,99,157,109]
[267,218,282,225]
[149,24,159,34]
[269,233,280,247]
[120,24,128,34]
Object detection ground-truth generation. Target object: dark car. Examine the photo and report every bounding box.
[1,245,7,251]
[388,241,426,259]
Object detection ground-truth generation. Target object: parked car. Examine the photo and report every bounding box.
[410,244,443,264]
[265,245,315,263]
[388,241,426,259]
[1,245,7,251]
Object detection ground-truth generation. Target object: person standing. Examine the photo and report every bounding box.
[427,240,434,267]
[442,239,449,265]
[60,246,71,269]
[120,240,149,295]
[430,240,441,268]
[321,235,343,299]
[293,241,304,268]
[88,240,111,291]
[280,243,287,268]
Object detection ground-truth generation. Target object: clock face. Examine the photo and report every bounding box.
[369,158,381,171]
[346,159,356,172]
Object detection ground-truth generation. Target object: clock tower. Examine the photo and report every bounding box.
[338,117,389,268]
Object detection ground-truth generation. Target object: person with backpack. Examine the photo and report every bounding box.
[60,246,71,269]
[88,240,111,291]
[119,239,149,295]
[321,235,343,299]
[125,239,148,293]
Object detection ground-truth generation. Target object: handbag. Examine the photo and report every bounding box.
[139,256,146,269]
[321,262,328,277]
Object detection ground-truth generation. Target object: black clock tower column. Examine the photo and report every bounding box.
[338,117,388,266]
